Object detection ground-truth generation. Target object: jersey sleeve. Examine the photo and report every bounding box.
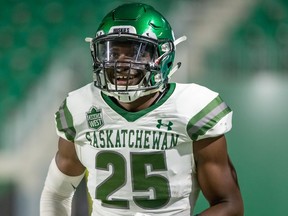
[186,94,232,141]
[55,98,76,142]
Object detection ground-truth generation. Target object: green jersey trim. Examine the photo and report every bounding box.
[186,95,232,141]
[101,83,176,122]
[55,99,76,142]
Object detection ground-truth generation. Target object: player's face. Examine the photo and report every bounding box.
[97,40,156,86]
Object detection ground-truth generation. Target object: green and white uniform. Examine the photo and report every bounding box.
[55,82,232,216]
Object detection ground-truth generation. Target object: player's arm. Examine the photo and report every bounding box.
[193,135,244,216]
[55,137,86,176]
[40,137,86,216]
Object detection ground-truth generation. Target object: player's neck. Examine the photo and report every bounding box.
[117,92,160,112]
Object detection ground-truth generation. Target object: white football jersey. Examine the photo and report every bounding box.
[55,82,232,216]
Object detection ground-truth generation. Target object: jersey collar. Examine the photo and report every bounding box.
[101,83,176,122]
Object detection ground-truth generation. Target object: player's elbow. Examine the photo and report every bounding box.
[227,195,244,216]
[210,193,244,216]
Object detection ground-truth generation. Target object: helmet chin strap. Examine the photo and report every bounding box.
[168,35,187,79]
[154,35,187,66]
[85,37,92,42]
[168,62,182,79]
[174,35,187,47]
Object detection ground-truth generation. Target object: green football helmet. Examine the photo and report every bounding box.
[86,3,186,102]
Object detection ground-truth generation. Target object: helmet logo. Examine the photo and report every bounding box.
[142,30,157,39]
[96,30,105,37]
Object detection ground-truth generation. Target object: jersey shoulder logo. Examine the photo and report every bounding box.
[86,106,104,130]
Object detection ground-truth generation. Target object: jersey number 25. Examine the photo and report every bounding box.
[95,151,171,209]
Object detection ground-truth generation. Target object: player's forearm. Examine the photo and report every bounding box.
[40,157,85,216]
[40,188,73,216]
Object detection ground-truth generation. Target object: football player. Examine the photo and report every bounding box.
[40,3,244,216]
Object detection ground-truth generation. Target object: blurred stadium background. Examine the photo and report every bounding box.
[0,0,287,215]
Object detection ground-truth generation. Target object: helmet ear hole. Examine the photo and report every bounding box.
[167,62,172,68]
